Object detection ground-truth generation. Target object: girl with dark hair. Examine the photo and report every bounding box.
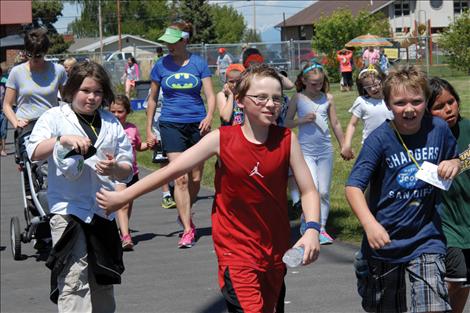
[341,64,392,161]
[145,20,216,248]
[428,77,469,313]
[110,94,149,251]
[26,61,133,312]
[285,61,345,245]
[122,57,140,99]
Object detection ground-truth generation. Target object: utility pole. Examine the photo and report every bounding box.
[283,12,286,41]
[253,0,256,35]
[117,0,122,51]
[98,0,103,60]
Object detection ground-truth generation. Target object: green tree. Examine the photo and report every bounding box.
[177,0,216,44]
[243,29,261,43]
[438,10,470,75]
[31,0,70,54]
[312,9,390,55]
[311,9,390,82]
[210,4,246,43]
[69,0,170,41]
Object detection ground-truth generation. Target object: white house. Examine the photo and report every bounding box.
[68,34,162,54]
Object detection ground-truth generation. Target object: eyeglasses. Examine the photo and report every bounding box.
[363,82,381,90]
[25,52,45,59]
[245,94,284,106]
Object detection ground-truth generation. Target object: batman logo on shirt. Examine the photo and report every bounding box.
[165,73,198,90]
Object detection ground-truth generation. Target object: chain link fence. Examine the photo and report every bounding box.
[46,36,465,86]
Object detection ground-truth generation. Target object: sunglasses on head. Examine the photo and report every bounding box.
[25,52,45,59]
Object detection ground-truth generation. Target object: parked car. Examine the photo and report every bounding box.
[263,51,290,72]
[105,51,134,62]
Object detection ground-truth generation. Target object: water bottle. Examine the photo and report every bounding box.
[353,250,369,297]
[283,246,304,268]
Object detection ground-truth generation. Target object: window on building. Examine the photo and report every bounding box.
[454,0,469,14]
[299,26,307,40]
[430,0,443,9]
[395,27,403,33]
[395,0,410,16]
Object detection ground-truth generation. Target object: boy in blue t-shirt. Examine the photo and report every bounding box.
[345,65,461,313]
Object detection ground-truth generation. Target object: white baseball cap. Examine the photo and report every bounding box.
[53,142,85,181]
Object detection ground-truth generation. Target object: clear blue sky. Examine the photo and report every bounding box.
[54,0,315,41]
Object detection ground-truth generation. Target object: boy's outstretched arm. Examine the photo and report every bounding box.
[345,186,391,249]
[289,133,320,265]
[96,130,220,213]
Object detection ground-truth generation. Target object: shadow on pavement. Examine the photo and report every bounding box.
[132,232,158,245]
[195,226,212,238]
[195,195,214,202]
[196,295,227,313]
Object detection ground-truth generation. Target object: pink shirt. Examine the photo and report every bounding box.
[123,122,142,174]
[362,49,380,66]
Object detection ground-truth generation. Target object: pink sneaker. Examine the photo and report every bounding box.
[178,227,196,248]
[121,234,134,251]
[319,230,334,245]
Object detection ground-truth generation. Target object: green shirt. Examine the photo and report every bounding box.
[441,117,470,248]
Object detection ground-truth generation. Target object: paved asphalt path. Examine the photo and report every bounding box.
[1,134,365,313]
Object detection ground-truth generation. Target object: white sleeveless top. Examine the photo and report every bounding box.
[296,92,332,156]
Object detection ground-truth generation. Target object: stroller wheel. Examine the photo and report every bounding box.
[10,217,22,260]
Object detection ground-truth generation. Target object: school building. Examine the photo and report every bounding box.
[276,0,470,40]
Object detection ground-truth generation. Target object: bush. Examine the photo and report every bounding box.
[438,10,470,75]
[312,8,390,79]
[323,53,341,83]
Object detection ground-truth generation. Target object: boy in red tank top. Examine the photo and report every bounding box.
[97,64,321,313]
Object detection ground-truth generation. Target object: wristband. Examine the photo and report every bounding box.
[304,221,321,233]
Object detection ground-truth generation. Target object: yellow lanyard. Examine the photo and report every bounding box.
[76,112,98,138]
[390,122,422,170]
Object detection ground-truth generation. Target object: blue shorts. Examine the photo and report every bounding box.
[0,112,8,139]
[159,121,202,153]
[359,253,451,313]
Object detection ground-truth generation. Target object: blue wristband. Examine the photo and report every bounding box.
[305,221,321,233]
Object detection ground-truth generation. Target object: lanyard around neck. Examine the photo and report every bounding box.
[76,111,99,139]
[390,121,422,170]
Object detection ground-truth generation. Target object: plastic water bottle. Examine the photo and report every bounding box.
[283,246,304,268]
[353,250,369,297]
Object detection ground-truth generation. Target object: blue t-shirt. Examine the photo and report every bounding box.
[151,53,211,123]
[346,116,458,263]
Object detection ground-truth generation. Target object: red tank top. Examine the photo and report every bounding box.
[213,125,291,269]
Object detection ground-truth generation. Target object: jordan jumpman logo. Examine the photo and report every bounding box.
[249,162,264,178]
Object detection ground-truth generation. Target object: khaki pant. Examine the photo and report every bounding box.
[50,214,115,313]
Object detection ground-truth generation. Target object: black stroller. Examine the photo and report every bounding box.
[10,123,51,260]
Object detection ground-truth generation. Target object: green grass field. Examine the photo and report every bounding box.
[126,73,469,243]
